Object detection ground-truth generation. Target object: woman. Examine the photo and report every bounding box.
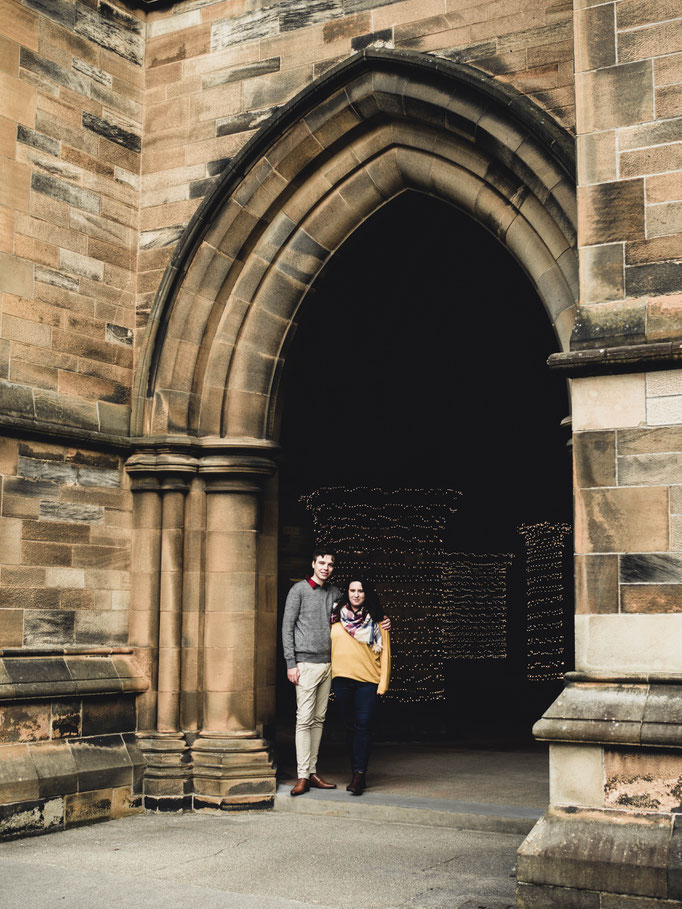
[331,579,391,795]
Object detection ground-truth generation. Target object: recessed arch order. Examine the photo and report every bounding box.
[133,48,577,444]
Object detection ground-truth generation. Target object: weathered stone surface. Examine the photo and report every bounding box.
[621,585,682,613]
[211,8,279,52]
[626,262,682,298]
[20,48,90,97]
[203,57,280,89]
[573,431,616,488]
[75,5,143,66]
[17,125,59,157]
[518,806,673,897]
[216,107,278,138]
[621,553,682,584]
[578,180,645,246]
[29,742,78,799]
[0,796,63,840]
[82,113,141,153]
[575,486,668,553]
[23,611,75,646]
[31,173,99,214]
[64,788,112,826]
[618,452,682,486]
[70,735,132,791]
[575,554,619,614]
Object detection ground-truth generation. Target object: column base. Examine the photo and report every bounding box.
[137,732,192,808]
[517,806,682,907]
[191,733,276,809]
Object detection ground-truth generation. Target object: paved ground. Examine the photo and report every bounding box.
[0,744,546,909]
[0,811,523,909]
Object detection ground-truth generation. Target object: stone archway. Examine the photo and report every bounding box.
[127,48,577,810]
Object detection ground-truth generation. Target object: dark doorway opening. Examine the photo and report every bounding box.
[276,190,572,747]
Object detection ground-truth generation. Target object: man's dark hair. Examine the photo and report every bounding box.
[312,546,336,562]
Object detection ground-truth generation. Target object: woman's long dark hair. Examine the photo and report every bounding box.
[332,578,385,624]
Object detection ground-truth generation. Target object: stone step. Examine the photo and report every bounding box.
[273,784,542,835]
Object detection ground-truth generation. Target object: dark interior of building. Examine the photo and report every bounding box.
[275,190,573,749]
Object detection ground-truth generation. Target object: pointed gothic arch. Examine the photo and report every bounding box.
[132,48,576,444]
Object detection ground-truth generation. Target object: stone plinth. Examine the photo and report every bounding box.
[191,734,276,810]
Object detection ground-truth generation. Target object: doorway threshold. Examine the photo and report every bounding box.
[273,742,548,835]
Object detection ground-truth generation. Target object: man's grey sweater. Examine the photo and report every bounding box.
[282,580,340,669]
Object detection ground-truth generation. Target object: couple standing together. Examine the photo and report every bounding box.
[282,549,392,796]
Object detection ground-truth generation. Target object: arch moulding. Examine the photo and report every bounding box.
[132,47,577,448]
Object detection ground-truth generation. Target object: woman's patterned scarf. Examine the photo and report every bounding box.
[338,604,383,653]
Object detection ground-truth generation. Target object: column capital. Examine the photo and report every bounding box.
[199,454,277,493]
[126,452,200,493]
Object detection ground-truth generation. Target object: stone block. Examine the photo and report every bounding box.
[621,553,682,584]
[550,743,604,808]
[0,744,40,804]
[0,703,50,745]
[627,262,682,298]
[647,201,682,240]
[82,695,136,737]
[0,611,23,648]
[604,748,682,813]
[517,806,673,898]
[573,431,616,488]
[0,796,64,840]
[575,485,668,553]
[575,553,619,614]
[577,61,653,133]
[647,172,682,208]
[618,426,682,456]
[647,294,682,344]
[571,374,645,432]
[575,613,682,674]
[75,4,143,66]
[621,584,682,613]
[622,145,682,180]
[648,396,682,426]
[23,611,75,649]
[211,7,279,51]
[70,734,132,792]
[656,82,682,121]
[0,252,33,298]
[51,700,81,739]
[111,785,142,818]
[618,18,682,63]
[64,788,112,826]
[619,452,682,486]
[579,244,624,305]
[574,3,616,73]
[578,180,645,246]
[29,742,78,799]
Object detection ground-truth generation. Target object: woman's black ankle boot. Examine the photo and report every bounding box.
[347,771,366,795]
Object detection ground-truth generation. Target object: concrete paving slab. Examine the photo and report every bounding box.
[0,810,523,909]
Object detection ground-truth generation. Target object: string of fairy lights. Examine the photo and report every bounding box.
[518,522,572,682]
[301,488,572,700]
[301,487,460,702]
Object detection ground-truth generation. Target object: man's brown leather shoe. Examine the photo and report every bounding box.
[347,771,366,795]
[290,777,310,796]
[309,773,337,790]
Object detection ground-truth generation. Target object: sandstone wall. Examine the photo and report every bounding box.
[138,0,576,330]
[0,0,144,651]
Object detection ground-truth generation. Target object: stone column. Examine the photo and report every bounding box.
[126,453,198,811]
[191,453,277,810]
[126,455,162,733]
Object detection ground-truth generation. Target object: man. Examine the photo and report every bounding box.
[282,548,390,796]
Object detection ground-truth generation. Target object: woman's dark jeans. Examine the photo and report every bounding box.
[332,677,378,773]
